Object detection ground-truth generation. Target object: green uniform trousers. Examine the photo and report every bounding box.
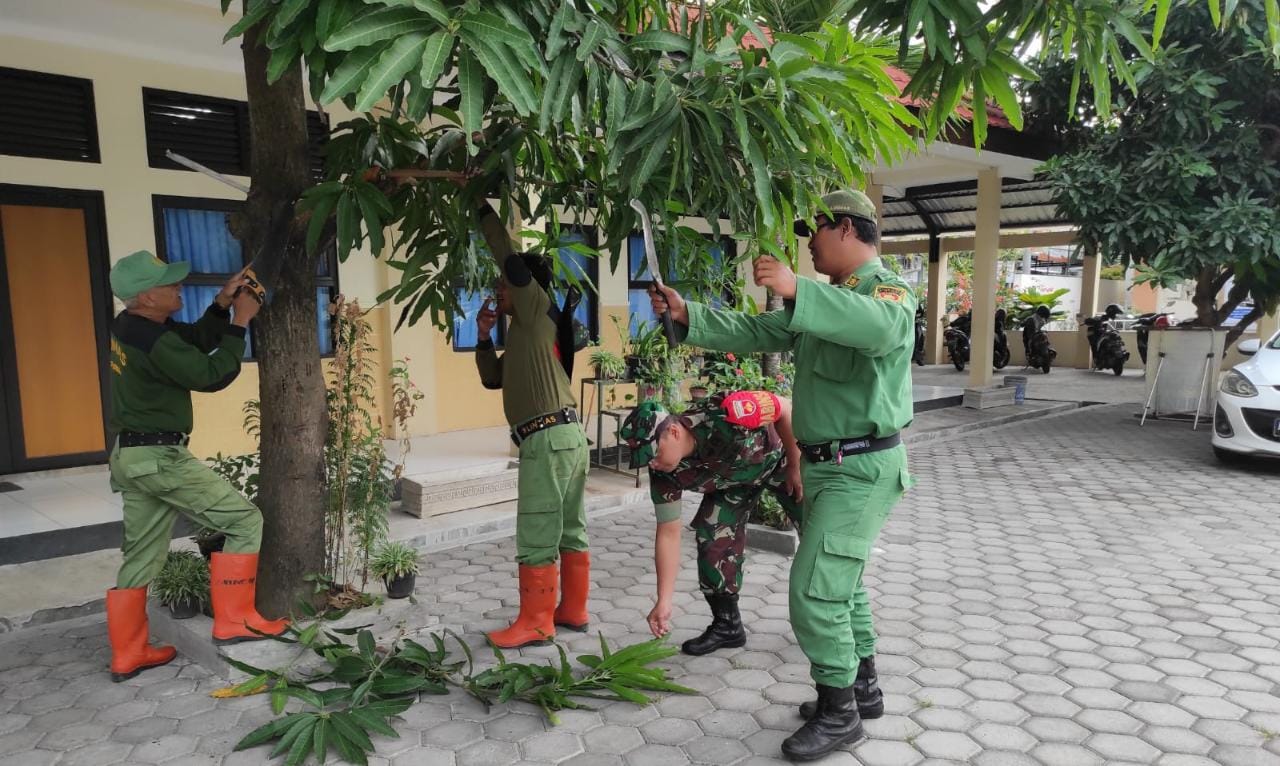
[109,444,263,589]
[515,423,589,566]
[789,445,910,688]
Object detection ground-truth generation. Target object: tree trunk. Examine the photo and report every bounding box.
[761,288,785,377]
[1224,305,1264,349]
[1190,266,1226,327]
[236,11,327,616]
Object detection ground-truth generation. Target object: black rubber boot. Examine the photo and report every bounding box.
[782,683,865,762]
[681,593,747,656]
[799,656,884,720]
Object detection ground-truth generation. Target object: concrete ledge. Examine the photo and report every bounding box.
[745,524,798,556]
[963,385,1018,409]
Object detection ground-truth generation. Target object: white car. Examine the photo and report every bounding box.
[1213,331,1280,462]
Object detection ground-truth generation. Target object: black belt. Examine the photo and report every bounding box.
[799,432,901,464]
[118,431,189,448]
[512,408,579,446]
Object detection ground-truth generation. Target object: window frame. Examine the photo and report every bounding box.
[626,231,737,331]
[450,279,507,352]
[151,194,339,359]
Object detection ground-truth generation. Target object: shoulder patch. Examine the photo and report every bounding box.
[874,284,908,303]
[722,391,779,429]
[842,275,860,289]
[111,312,170,354]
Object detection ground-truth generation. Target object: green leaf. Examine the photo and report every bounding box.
[336,192,358,257]
[284,718,316,766]
[419,31,454,90]
[463,32,539,116]
[223,0,271,43]
[413,0,449,25]
[459,10,539,63]
[971,73,988,150]
[354,32,430,112]
[350,707,399,737]
[311,717,328,765]
[578,18,610,62]
[457,47,484,156]
[235,713,304,751]
[273,0,311,35]
[320,44,389,103]
[271,679,288,715]
[630,30,692,53]
[1151,0,1171,48]
[267,38,302,85]
[979,67,1023,131]
[324,7,433,52]
[330,711,375,752]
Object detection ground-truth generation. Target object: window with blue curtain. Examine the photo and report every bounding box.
[452,234,504,351]
[153,196,338,358]
[551,226,599,344]
[626,232,733,334]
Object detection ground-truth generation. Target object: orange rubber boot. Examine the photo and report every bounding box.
[488,563,558,649]
[209,552,289,644]
[107,587,177,682]
[554,550,590,632]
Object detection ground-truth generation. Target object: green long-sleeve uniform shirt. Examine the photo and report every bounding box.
[684,258,916,443]
[108,303,246,435]
[472,206,576,428]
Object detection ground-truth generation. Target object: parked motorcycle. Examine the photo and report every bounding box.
[913,306,926,366]
[1133,312,1172,366]
[1022,306,1057,374]
[1083,304,1130,376]
[944,313,971,372]
[993,308,1011,370]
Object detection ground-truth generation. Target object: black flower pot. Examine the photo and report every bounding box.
[690,386,709,401]
[196,533,225,561]
[384,574,416,599]
[167,598,200,620]
[624,355,641,380]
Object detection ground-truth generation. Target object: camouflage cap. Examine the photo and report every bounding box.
[619,401,670,469]
[109,250,191,301]
[793,190,877,237]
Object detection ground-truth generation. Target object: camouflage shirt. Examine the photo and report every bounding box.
[649,391,785,521]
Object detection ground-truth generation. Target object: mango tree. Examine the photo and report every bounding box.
[218,0,1279,612]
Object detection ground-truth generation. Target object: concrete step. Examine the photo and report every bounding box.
[399,460,520,518]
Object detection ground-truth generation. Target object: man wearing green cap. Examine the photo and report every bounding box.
[619,392,802,655]
[649,189,915,761]
[103,250,286,683]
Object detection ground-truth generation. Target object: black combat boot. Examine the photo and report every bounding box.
[798,656,884,720]
[781,683,865,762]
[681,593,747,656]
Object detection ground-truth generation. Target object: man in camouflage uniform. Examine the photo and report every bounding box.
[620,391,802,656]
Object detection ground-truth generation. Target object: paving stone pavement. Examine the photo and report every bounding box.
[3,404,1280,765]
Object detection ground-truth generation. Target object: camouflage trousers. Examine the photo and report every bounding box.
[692,469,802,595]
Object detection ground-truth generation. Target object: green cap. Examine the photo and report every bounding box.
[619,401,669,469]
[110,250,190,301]
[793,189,877,237]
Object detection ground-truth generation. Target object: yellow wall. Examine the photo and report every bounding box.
[0,34,392,459]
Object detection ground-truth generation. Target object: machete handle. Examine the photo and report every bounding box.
[660,310,678,349]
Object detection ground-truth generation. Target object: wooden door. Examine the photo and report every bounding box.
[0,187,111,473]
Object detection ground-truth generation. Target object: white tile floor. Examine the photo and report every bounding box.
[0,470,120,537]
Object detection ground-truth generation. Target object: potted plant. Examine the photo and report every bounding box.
[370,541,420,599]
[191,527,225,560]
[152,550,210,619]
[589,349,626,381]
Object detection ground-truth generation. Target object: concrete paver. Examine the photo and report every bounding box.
[2,404,1280,764]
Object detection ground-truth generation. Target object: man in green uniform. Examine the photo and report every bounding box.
[649,190,914,761]
[470,200,591,649]
[619,392,802,655]
[105,251,287,682]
